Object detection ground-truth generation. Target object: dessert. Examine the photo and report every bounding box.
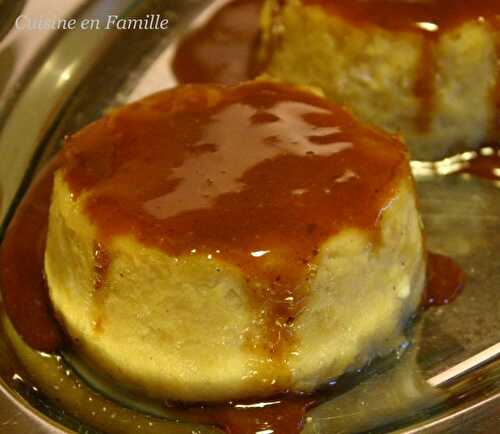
[42,81,426,402]
[258,0,500,160]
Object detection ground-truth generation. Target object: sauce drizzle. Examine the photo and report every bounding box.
[94,242,111,291]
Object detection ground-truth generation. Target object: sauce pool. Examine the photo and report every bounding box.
[0,157,64,352]
[423,252,464,308]
[170,395,317,434]
[458,144,500,181]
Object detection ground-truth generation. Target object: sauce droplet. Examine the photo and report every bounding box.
[424,252,465,308]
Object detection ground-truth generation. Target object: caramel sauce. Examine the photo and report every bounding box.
[172,395,317,434]
[0,158,64,352]
[172,0,263,85]
[458,144,500,181]
[424,252,464,308]
[94,242,111,291]
[92,242,111,333]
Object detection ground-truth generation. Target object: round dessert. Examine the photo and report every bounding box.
[45,81,426,402]
[258,0,500,160]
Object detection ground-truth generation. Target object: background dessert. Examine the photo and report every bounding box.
[258,0,500,160]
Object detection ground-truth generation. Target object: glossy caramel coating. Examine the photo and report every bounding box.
[60,81,409,357]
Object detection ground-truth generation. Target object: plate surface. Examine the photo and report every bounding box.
[0,1,499,432]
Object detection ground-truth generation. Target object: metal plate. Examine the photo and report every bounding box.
[0,0,499,432]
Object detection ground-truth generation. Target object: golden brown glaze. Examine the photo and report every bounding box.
[61,81,409,359]
[424,252,464,308]
[173,0,263,85]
